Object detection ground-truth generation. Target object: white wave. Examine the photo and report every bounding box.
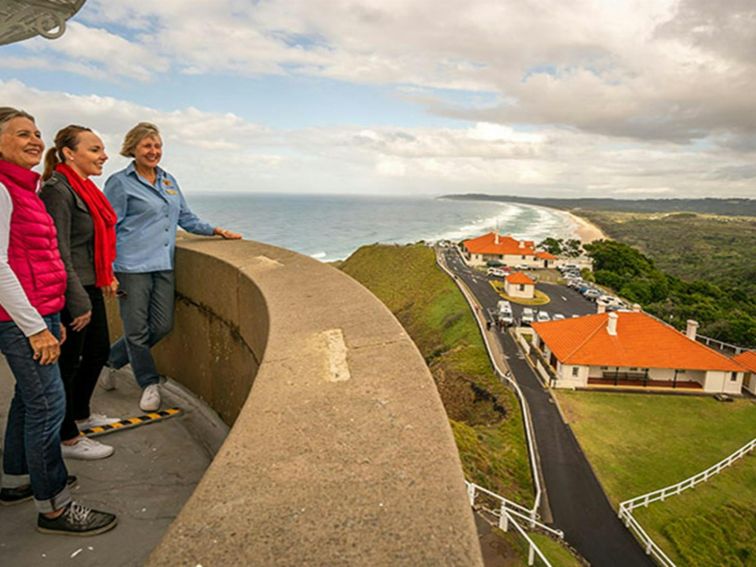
[310,251,327,259]
[434,203,524,241]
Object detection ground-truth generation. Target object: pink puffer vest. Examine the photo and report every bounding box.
[0,160,66,321]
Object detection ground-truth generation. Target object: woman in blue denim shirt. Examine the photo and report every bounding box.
[103,122,240,412]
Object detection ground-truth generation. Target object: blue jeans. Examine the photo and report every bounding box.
[108,271,175,389]
[0,314,71,513]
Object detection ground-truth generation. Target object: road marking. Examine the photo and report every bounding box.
[79,408,183,437]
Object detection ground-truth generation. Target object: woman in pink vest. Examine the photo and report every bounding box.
[0,107,116,535]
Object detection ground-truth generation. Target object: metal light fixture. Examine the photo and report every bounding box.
[0,1,87,46]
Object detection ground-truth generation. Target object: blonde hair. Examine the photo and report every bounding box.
[120,122,160,158]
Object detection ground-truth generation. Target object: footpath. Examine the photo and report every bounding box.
[439,248,653,567]
[0,360,225,567]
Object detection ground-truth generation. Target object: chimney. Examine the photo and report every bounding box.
[495,232,500,245]
[597,302,606,314]
[607,312,618,336]
[686,319,699,340]
[632,303,641,312]
[518,239,525,249]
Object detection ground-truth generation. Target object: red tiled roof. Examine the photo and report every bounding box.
[532,312,743,372]
[535,251,556,260]
[733,351,756,373]
[506,271,534,285]
[464,232,535,256]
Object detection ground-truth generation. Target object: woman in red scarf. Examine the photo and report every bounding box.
[40,126,119,461]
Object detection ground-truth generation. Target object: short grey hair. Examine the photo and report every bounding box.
[0,107,35,133]
[120,122,161,158]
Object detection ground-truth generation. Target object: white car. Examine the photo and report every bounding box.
[499,312,514,326]
[497,300,512,314]
[536,311,551,323]
[552,313,566,320]
[521,308,535,325]
[487,267,507,277]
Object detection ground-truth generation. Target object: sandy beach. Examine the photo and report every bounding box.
[568,211,607,243]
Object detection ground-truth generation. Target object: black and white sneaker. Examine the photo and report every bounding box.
[37,501,117,536]
[0,475,77,506]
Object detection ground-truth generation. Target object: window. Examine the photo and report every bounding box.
[521,255,526,260]
[630,367,638,371]
[600,366,608,370]
[676,369,686,374]
[731,372,739,382]
[572,367,579,377]
[519,284,525,291]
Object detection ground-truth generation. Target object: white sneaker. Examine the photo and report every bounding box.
[76,413,121,430]
[61,437,114,460]
[139,385,161,412]
[99,368,117,391]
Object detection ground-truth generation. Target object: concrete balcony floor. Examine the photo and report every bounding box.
[0,359,223,567]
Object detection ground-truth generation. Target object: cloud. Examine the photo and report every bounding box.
[2,79,753,198]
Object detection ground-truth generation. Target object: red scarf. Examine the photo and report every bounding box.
[55,163,117,287]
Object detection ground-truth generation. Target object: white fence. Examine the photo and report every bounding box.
[618,437,755,566]
[467,481,564,567]
[436,250,543,521]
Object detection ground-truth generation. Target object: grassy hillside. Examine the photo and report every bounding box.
[555,391,755,566]
[579,211,755,298]
[579,212,755,347]
[340,243,534,504]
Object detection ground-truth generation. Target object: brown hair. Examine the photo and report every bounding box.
[121,122,160,158]
[42,125,92,180]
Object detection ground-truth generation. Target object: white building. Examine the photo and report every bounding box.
[462,232,556,268]
[504,272,535,299]
[530,312,744,394]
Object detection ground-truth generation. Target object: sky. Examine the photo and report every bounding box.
[1,0,755,198]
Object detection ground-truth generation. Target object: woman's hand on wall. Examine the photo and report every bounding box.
[213,227,242,240]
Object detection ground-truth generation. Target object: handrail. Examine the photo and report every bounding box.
[620,438,755,512]
[436,248,543,521]
[466,481,563,567]
[617,437,755,566]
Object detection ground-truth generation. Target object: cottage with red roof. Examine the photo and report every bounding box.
[462,232,556,269]
[733,351,756,395]
[530,311,744,394]
[505,271,535,299]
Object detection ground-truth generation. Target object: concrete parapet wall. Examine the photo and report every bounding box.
[145,235,483,565]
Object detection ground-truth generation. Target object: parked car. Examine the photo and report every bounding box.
[583,288,601,301]
[536,311,551,322]
[521,308,535,325]
[487,267,507,277]
[552,313,566,320]
[499,312,515,326]
[515,264,532,271]
[497,300,512,314]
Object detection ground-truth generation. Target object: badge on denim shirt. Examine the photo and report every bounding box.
[165,189,177,195]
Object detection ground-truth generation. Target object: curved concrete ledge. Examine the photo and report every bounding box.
[146,235,483,565]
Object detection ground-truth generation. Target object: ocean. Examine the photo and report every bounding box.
[188,193,580,262]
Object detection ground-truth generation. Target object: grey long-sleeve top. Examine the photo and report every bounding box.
[39,172,96,318]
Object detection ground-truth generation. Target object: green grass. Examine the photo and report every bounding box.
[341,243,534,504]
[555,391,756,565]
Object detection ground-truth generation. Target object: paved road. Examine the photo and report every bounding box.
[443,248,653,567]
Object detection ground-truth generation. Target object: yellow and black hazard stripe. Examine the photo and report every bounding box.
[79,408,183,437]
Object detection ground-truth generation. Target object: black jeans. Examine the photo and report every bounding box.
[59,286,111,441]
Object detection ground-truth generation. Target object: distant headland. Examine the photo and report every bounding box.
[440,194,756,217]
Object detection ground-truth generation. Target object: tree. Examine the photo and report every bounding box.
[538,237,563,255]
[564,238,583,258]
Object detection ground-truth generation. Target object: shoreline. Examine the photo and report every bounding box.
[567,211,607,243]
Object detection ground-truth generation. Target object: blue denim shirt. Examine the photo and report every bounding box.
[104,163,214,273]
